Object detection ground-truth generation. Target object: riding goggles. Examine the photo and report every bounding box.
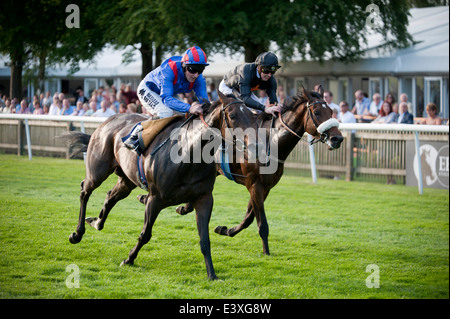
[260,65,279,75]
[186,64,205,74]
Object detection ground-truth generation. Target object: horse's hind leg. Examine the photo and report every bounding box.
[69,179,92,244]
[69,150,116,244]
[86,172,136,231]
[121,195,161,266]
[139,198,194,217]
[176,202,194,215]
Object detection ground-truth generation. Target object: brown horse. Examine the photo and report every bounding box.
[64,93,256,280]
[177,85,343,255]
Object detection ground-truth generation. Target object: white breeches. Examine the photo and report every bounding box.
[137,80,173,118]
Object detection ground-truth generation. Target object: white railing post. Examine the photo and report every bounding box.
[80,121,87,162]
[307,134,317,184]
[414,131,424,195]
[24,119,32,161]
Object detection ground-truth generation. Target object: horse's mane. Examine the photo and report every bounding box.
[203,94,240,115]
[256,89,323,122]
[280,90,322,113]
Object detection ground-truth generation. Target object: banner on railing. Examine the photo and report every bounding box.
[406,141,449,189]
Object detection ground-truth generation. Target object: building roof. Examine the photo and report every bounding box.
[278,6,449,77]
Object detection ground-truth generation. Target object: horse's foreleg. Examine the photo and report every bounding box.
[121,196,161,266]
[69,180,92,244]
[193,193,217,280]
[86,175,136,231]
[215,200,255,237]
[249,183,270,255]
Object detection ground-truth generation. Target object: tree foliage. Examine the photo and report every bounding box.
[1,0,417,97]
[0,0,109,98]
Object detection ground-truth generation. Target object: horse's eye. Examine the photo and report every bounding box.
[229,113,237,119]
[314,111,320,116]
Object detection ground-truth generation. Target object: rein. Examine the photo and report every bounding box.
[277,100,338,145]
[199,100,249,180]
[199,100,245,151]
[150,114,195,156]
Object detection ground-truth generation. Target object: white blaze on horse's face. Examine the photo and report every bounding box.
[240,106,245,113]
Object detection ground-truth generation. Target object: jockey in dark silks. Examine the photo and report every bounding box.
[219,52,282,116]
[123,46,210,154]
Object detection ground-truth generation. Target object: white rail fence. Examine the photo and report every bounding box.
[0,114,448,194]
[337,123,448,194]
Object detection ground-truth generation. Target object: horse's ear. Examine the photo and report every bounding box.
[217,89,227,104]
[200,97,211,113]
[314,84,324,98]
[301,85,312,100]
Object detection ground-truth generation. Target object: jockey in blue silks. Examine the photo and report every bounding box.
[123,46,210,154]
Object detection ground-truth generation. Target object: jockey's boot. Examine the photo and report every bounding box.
[122,122,145,155]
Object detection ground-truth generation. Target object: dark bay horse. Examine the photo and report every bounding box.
[65,93,256,280]
[177,85,343,255]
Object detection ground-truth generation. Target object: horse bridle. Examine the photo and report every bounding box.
[199,100,247,152]
[278,100,339,145]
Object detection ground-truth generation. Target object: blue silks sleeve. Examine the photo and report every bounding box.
[159,63,192,113]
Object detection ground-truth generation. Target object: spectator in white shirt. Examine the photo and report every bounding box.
[338,101,356,123]
[324,90,340,118]
[368,93,383,116]
[92,100,116,117]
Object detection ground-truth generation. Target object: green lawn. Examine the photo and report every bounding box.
[0,154,448,299]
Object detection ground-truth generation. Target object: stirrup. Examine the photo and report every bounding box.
[122,123,144,154]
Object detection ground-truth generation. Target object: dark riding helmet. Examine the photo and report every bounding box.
[255,52,281,74]
[255,52,280,67]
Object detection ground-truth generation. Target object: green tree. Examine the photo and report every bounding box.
[0,0,109,99]
[182,0,414,63]
[102,0,171,78]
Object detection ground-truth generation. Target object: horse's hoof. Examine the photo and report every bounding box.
[85,217,101,230]
[214,226,228,235]
[120,259,133,266]
[176,203,193,215]
[137,194,146,205]
[175,206,184,215]
[69,232,82,244]
[208,275,219,281]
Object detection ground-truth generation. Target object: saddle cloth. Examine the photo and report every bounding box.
[214,143,236,182]
[138,115,182,150]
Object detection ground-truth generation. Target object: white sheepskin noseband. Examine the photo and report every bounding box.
[317,118,339,134]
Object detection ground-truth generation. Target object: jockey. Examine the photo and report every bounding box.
[219,51,282,116]
[123,46,210,154]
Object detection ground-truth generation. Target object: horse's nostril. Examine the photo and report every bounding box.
[331,136,344,144]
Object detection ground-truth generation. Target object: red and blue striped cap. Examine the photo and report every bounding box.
[181,46,209,66]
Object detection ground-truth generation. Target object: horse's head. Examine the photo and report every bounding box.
[202,90,259,157]
[300,85,343,150]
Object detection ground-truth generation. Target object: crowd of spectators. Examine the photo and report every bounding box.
[0,83,145,118]
[0,84,446,125]
[327,89,446,125]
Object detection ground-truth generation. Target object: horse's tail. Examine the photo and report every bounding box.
[58,131,91,158]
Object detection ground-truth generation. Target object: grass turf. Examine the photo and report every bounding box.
[0,154,448,299]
